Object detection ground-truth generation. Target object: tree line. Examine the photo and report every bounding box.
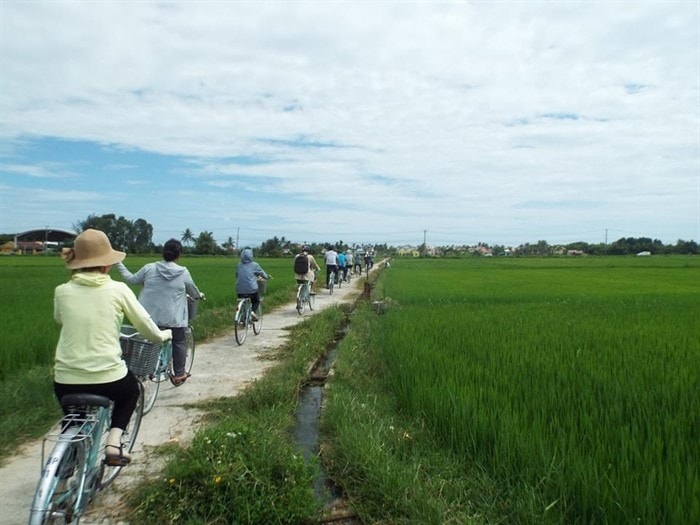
[3,214,695,257]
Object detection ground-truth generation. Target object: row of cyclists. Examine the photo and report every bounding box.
[294,245,374,292]
[49,232,371,473]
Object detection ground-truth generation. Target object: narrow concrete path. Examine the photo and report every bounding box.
[0,271,373,525]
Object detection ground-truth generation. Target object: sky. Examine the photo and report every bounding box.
[1,1,699,249]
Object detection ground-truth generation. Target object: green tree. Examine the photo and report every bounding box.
[222,236,235,253]
[132,219,154,253]
[673,239,698,254]
[181,228,194,251]
[74,214,154,253]
[258,236,292,257]
[194,231,218,255]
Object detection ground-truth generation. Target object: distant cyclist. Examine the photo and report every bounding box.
[324,245,339,288]
[235,247,270,321]
[353,248,364,275]
[294,245,321,294]
[343,249,354,281]
[337,250,346,284]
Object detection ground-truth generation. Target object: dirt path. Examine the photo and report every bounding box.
[0,273,370,525]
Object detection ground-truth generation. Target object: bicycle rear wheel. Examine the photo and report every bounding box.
[29,430,86,525]
[252,304,263,335]
[308,290,315,311]
[184,325,195,375]
[100,382,144,488]
[329,273,334,295]
[234,301,248,345]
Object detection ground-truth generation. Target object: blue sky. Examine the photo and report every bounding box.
[1,1,698,248]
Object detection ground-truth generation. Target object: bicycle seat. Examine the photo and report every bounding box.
[60,393,111,409]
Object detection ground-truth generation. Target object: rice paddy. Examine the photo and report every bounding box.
[372,256,699,523]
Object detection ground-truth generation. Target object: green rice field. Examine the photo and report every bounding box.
[373,256,699,523]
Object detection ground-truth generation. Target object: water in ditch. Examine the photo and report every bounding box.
[293,342,342,506]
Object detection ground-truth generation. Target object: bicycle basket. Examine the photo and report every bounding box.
[257,277,267,296]
[187,296,198,321]
[120,326,162,376]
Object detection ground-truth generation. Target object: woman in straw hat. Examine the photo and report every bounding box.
[55,229,172,466]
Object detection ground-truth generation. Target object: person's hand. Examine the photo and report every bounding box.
[160,329,173,341]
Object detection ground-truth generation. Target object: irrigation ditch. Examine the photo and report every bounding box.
[294,280,375,524]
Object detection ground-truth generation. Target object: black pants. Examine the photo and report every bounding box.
[54,371,140,430]
[238,292,261,314]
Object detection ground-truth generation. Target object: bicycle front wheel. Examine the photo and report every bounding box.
[308,290,315,311]
[234,302,248,345]
[252,304,263,335]
[29,430,86,525]
[100,381,144,488]
[140,374,160,416]
[184,325,195,375]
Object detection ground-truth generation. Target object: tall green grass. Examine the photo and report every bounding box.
[372,257,698,523]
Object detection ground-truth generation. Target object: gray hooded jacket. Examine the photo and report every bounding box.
[116,260,202,328]
[236,248,269,295]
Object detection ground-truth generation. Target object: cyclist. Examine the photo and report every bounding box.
[343,249,354,281]
[353,247,364,275]
[116,239,203,387]
[294,245,321,294]
[55,229,171,466]
[236,247,270,321]
[364,251,374,272]
[337,250,346,284]
[324,245,339,289]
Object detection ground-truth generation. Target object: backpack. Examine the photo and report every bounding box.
[294,253,309,274]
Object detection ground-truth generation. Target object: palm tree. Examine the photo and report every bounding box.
[181,228,194,252]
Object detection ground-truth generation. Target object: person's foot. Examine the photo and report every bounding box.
[170,372,191,387]
[251,312,259,321]
[104,444,131,466]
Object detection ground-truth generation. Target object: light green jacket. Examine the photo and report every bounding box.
[53,271,169,384]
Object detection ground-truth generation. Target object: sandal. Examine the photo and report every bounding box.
[169,372,191,387]
[104,444,131,467]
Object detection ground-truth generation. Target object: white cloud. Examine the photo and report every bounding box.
[1,1,698,245]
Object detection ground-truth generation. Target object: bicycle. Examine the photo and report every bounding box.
[234,277,267,345]
[120,295,201,415]
[328,270,336,295]
[296,280,315,315]
[121,329,194,415]
[28,384,144,524]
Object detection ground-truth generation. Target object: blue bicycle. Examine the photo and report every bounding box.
[29,386,144,524]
